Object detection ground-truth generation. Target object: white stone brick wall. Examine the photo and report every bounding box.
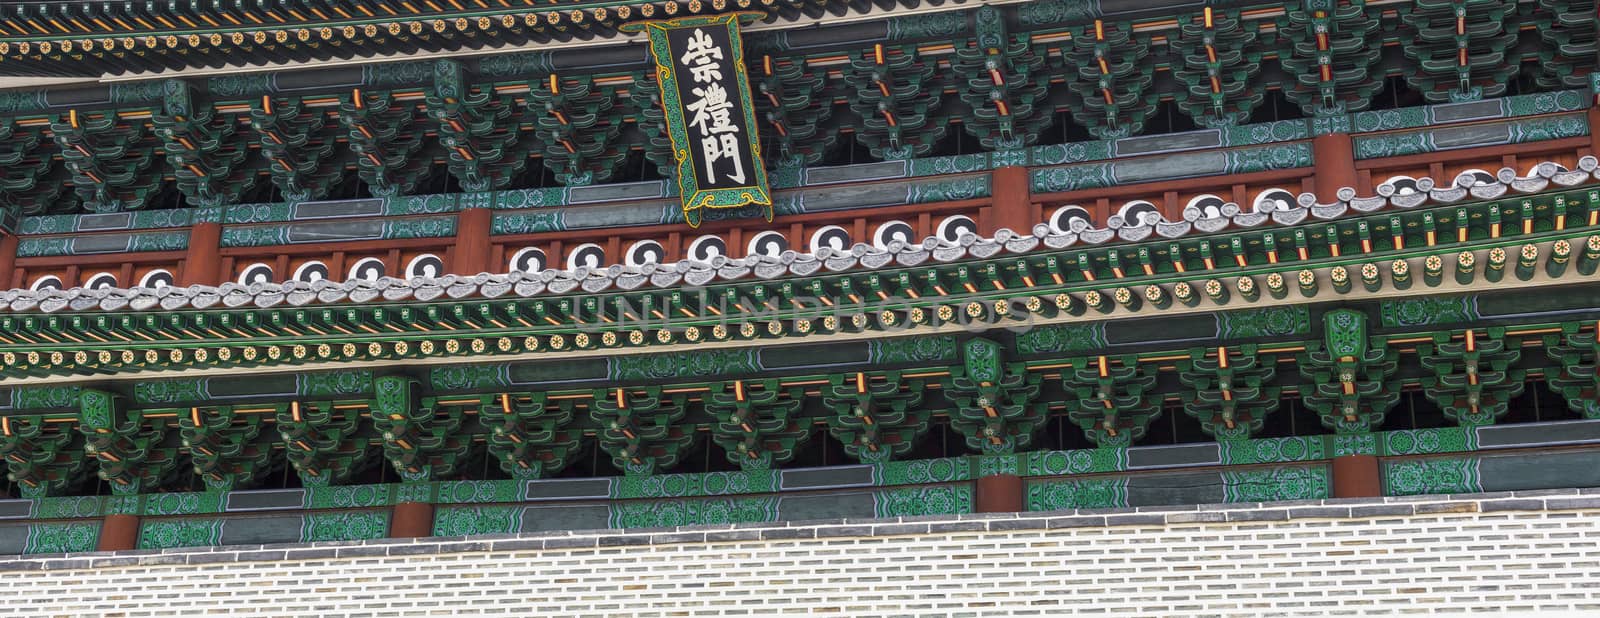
[4,492,1600,616]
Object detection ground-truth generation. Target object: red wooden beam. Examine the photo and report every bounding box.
[179,221,222,286]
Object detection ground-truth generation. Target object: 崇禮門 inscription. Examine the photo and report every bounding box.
[636,14,772,227]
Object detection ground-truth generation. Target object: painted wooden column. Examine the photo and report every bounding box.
[390,501,435,538]
[0,232,17,290]
[987,165,1035,234]
[974,474,1024,513]
[1331,454,1383,498]
[97,513,141,551]
[179,221,222,286]
[452,207,493,276]
[1312,132,1359,203]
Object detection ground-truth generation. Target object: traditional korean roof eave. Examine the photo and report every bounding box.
[6,158,1597,314]
[0,0,1004,77]
[0,0,1469,78]
[0,236,1591,388]
[81,0,951,83]
[2,200,1597,384]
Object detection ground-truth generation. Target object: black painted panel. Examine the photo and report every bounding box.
[1478,449,1600,492]
[209,374,299,399]
[1475,286,1600,319]
[780,22,891,50]
[1102,0,1200,15]
[75,213,133,232]
[285,220,385,243]
[1430,100,1505,124]
[224,489,307,512]
[508,359,609,385]
[550,46,648,71]
[523,478,612,501]
[560,204,670,229]
[1476,420,1600,449]
[0,524,28,554]
[793,181,914,212]
[1125,470,1228,507]
[69,234,134,254]
[1430,123,1514,150]
[0,500,32,519]
[520,504,610,532]
[1113,151,1228,184]
[274,67,364,92]
[568,181,667,204]
[759,342,871,371]
[1127,443,1222,469]
[780,465,874,490]
[778,492,876,521]
[292,199,385,220]
[43,86,113,107]
[1103,314,1218,346]
[1115,129,1220,157]
[804,161,909,185]
[217,515,305,546]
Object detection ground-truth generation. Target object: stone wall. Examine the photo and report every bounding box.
[3,490,1599,616]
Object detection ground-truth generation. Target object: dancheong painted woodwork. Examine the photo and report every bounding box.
[1,0,1599,552]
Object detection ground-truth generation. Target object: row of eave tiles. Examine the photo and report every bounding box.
[2,158,1596,315]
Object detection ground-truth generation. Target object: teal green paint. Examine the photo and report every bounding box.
[32,496,105,520]
[1380,296,1478,328]
[1217,306,1311,338]
[609,497,778,528]
[306,484,397,509]
[1021,448,1127,476]
[875,484,973,518]
[1219,436,1327,465]
[435,480,522,504]
[611,470,780,499]
[430,364,511,391]
[1384,457,1482,496]
[433,505,526,537]
[1381,428,1477,456]
[867,336,960,365]
[138,518,225,550]
[302,511,390,542]
[1015,324,1106,355]
[25,522,100,554]
[877,457,971,485]
[1027,477,1130,511]
[140,491,226,516]
[1221,465,1331,502]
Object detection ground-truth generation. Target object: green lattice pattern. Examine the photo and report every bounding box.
[25,522,99,554]
[1220,465,1331,503]
[1381,428,1477,455]
[1219,437,1328,465]
[609,497,778,529]
[302,511,390,542]
[875,484,974,518]
[1384,457,1482,496]
[612,470,781,499]
[877,457,972,485]
[137,518,224,550]
[1026,477,1130,511]
[1021,448,1127,476]
[433,505,524,537]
